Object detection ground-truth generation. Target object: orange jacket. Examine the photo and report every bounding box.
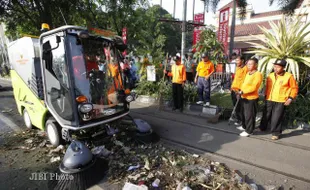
[240,71,263,100]
[168,64,186,84]
[196,61,215,77]
[265,72,298,103]
[231,65,248,91]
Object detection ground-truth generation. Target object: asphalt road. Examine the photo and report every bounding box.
[1,78,310,190]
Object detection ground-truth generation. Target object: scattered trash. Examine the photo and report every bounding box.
[122,182,148,190]
[50,156,61,163]
[49,145,64,154]
[192,154,199,158]
[233,170,244,183]
[144,157,150,170]
[250,183,258,190]
[151,178,160,187]
[92,146,111,157]
[25,139,33,144]
[128,173,142,181]
[128,164,140,171]
[39,140,47,148]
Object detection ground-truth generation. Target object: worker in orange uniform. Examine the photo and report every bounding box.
[230,55,248,126]
[194,52,215,106]
[238,58,263,137]
[259,59,298,140]
[164,54,186,112]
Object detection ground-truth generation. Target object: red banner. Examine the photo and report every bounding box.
[194,13,204,24]
[122,27,127,56]
[218,7,230,55]
[192,13,204,52]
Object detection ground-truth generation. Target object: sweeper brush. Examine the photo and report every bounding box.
[48,140,108,190]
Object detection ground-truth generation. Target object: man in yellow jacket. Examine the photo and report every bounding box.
[259,59,298,140]
[164,54,186,112]
[194,52,215,106]
[230,55,248,126]
[238,58,263,137]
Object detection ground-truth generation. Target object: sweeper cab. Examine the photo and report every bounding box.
[8,24,145,147]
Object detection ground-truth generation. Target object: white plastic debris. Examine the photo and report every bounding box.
[92,146,111,157]
[49,145,64,154]
[152,178,160,187]
[50,156,61,163]
[192,154,199,158]
[128,164,140,171]
[122,182,148,190]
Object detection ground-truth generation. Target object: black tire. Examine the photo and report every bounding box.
[23,109,33,129]
[45,118,64,147]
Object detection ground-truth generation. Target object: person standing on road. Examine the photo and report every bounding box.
[230,55,248,126]
[194,52,215,106]
[164,54,186,112]
[238,58,263,137]
[184,54,195,83]
[259,59,298,140]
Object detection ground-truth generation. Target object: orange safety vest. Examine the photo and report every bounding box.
[265,72,298,103]
[168,63,186,84]
[231,65,248,91]
[240,71,263,100]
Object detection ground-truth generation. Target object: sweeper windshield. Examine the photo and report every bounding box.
[67,34,127,120]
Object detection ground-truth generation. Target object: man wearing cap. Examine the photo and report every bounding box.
[164,54,186,112]
[259,59,298,140]
[194,53,215,106]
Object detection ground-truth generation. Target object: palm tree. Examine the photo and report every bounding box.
[246,16,310,82]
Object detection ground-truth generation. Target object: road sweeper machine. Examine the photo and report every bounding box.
[8,24,152,147]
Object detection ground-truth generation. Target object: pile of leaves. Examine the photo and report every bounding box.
[99,131,252,190]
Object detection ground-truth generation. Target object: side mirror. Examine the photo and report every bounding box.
[56,36,61,43]
[43,36,61,53]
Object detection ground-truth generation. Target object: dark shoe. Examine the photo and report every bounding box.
[179,108,183,113]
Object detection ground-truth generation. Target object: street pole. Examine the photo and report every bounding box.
[193,0,195,20]
[229,0,236,57]
[160,0,162,7]
[181,0,187,64]
[173,0,176,18]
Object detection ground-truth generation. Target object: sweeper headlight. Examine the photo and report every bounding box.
[79,103,93,113]
[126,95,134,103]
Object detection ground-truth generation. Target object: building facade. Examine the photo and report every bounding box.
[215,0,310,57]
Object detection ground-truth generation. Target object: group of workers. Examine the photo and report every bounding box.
[165,52,298,140]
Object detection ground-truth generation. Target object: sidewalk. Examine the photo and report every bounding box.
[128,102,310,188]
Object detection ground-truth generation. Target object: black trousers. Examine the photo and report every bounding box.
[172,83,183,110]
[186,72,194,82]
[231,91,242,122]
[259,100,285,136]
[241,98,258,134]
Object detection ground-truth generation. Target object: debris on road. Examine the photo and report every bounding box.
[103,133,252,190]
[50,156,61,163]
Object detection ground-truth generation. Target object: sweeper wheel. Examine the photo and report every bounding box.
[23,109,33,129]
[45,118,64,147]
